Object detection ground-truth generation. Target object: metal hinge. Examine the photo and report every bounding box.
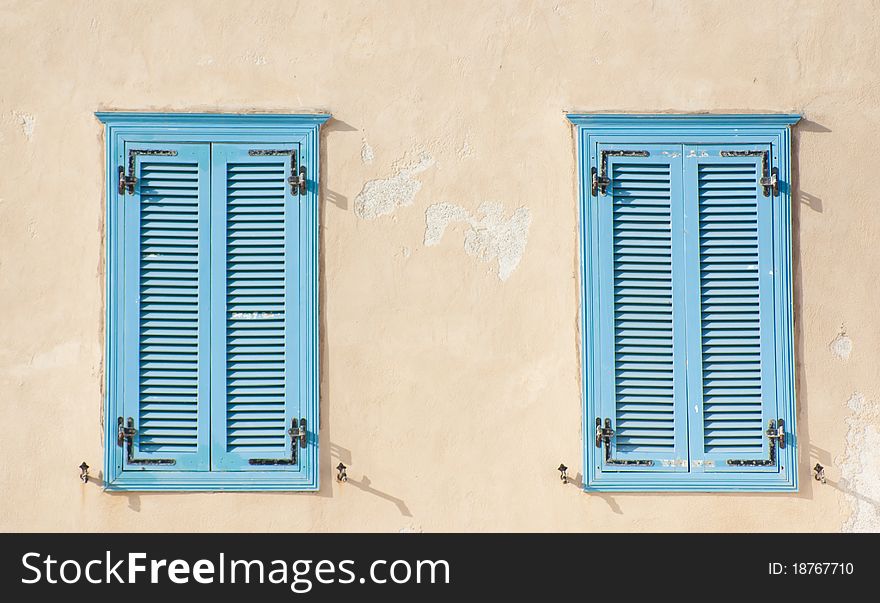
[249,418,307,466]
[727,419,785,467]
[591,150,650,196]
[118,149,179,195]
[595,417,654,467]
[117,417,176,466]
[248,149,307,195]
[118,167,137,195]
[720,150,778,197]
[289,166,307,196]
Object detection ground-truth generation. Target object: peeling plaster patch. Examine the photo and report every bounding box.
[360,139,375,165]
[401,246,412,259]
[458,139,474,159]
[243,52,267,65]
[354,151,435,220]
[839,392,880,532]
[424,201,532,281]
[197,56,215,66]
[398,524,423,533]
[13,111,35,139]
[830,326,853,361]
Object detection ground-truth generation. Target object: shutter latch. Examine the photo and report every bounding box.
[595,417,654,467]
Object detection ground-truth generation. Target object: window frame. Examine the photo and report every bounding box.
[567,114,801,492]
[97,112,329,491]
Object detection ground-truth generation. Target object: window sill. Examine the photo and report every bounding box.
[104,469,319,492]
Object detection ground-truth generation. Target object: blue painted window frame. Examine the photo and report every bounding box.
[567,114,801,492]
[97,113,329,491]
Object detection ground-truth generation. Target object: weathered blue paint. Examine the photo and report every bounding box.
[98,113,329,491]
[567,114,800,492]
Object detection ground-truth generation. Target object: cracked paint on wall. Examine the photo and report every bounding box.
[354,150,435,220]
[424,201,532,281]
[838,392,880,532]
[830,326,853,361]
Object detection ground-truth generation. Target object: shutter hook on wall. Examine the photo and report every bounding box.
[336,462,348,482]
[813,463,827,484]
[79,462,89,484]
[557,464,569,484]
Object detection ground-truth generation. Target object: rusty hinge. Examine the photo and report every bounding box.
[118,166,137,195]
[592,150,650,196]
[118,149,179,195]
[727,419,785,467]
[117,417,175,466]
[249,418,307,466]
[248,149,306,195]
[720,150,778,197]
[595,417,654,467]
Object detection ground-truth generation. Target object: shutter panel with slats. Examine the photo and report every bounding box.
[683,146,779,471]
[597,145,689,471]
[122,142,212,470]
[210,143,302,470]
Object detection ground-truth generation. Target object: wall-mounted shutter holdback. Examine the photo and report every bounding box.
[247,148,307,195]
[719,150,779,196]
[595,418,654,467]
[118,149,179,194]
[117,417,176,466]
[591,149,650,196]
[249,418,308,466]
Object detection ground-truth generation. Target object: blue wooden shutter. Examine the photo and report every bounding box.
[210,143,303,470]
[596,145,689,471]
[683,146,780,472]
[122,142,211,470]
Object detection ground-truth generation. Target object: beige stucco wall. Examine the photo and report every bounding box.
[1,0,879,532]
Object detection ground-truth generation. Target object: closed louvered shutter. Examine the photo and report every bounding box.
[210,143,303,470]
[122,143,211,470]
[683,147,779,471]
[597,145,689,470]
